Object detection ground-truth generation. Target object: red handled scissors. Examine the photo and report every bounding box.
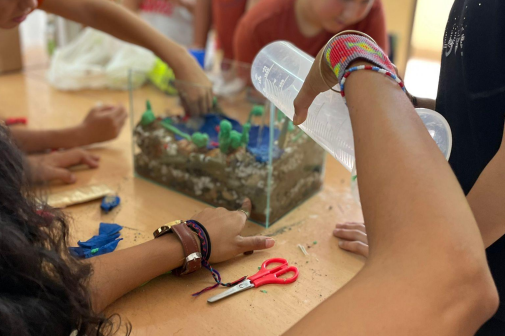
[207,258,299,303]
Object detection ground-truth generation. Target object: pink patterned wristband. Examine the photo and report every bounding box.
[323,33,396,85]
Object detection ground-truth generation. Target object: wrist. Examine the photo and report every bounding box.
[68,125,89,147]
[159,44,192,73]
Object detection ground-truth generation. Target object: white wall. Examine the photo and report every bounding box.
[19,10,47,49]
[411,0,454,54]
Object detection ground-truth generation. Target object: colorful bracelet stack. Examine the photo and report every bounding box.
[322,31,406,103]
[186,220,247,297]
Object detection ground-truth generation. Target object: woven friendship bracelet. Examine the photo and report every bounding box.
[186,220,247,297]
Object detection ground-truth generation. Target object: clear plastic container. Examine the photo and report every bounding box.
[251,41,452,172]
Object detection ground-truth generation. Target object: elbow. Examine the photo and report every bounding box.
[441,259,499,331]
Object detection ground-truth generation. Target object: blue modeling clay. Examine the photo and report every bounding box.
[99,222,122,235]
[69,223,123,259]
[101,195,120,213]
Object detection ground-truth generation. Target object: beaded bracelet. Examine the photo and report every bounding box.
[339,65,406,104]
[186,220,246,297]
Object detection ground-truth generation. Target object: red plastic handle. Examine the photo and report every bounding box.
[248,258,299,287]
[248,258,287,282]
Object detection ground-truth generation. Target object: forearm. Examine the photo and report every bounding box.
[467,150,505,247]
[41,0,190,69]
[87,234,185,312]
[287,68,496,334]
[192,0,212,49]
[10,127,85,153]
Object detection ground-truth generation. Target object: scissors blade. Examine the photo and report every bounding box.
[207,279,255,303]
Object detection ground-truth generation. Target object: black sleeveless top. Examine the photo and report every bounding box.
[436,0,505,333]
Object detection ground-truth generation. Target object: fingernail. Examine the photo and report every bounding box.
[69,174,76,183]
[338,240,344,247]
[293,114,300,125]
[265,238,275,248]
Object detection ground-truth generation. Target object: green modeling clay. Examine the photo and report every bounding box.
[230,130,242,150]
[219,120,232,153]
[241,122,251,146]
[248,105,265,123]
[192,132,209,148]
[160,120,191,141]
[141,100,156,126]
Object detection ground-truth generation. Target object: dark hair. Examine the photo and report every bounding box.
[0,125,128,336]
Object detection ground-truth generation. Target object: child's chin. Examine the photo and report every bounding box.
[322,22,346,34]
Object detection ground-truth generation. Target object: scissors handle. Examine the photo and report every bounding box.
[248,258,288,282]
[252,266,299,287]
[248,258,299,287]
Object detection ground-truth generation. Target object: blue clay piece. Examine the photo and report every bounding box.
[99,223,123,235]
[69,223,123,259]
[101,195,121,213]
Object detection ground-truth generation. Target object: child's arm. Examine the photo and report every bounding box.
[289,52,498,334]
[122,0,142,12]
[10,105,127,153]
[88,200,275,312]
[40,0,212,113]
[192,0,212,50]
[466,121,505,247]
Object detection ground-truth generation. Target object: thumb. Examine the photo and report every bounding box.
[238,236,275,253]
[45,167,76,184]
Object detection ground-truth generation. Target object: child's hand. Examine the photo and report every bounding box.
[27,149,100,184]
[172,56,213,116]
[78,105,127,146]
[334,222,369,257]
[192,198,275,263]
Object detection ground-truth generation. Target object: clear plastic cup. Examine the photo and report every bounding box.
[251,41,452,172]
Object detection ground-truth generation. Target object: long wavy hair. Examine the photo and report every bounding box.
[0,125,128,336]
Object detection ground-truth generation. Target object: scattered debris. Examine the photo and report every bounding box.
[267,220,305,237]
[313,241,318,245]
[260,290,268,294]
[298,244,309,256]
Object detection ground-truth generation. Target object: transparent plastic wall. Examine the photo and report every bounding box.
[129,66,326,227]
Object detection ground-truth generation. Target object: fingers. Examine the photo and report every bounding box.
[238,235,275,252]
[43,166,76,184]
[53,149,100,169]
[338,240,369,257]
[293,82,318,125]
[334,222,369,257]
[238,198,252,219]
[335,222,367,233]
[333,228,368,245]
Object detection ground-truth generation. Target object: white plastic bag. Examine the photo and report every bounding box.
[47,28,156,91]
